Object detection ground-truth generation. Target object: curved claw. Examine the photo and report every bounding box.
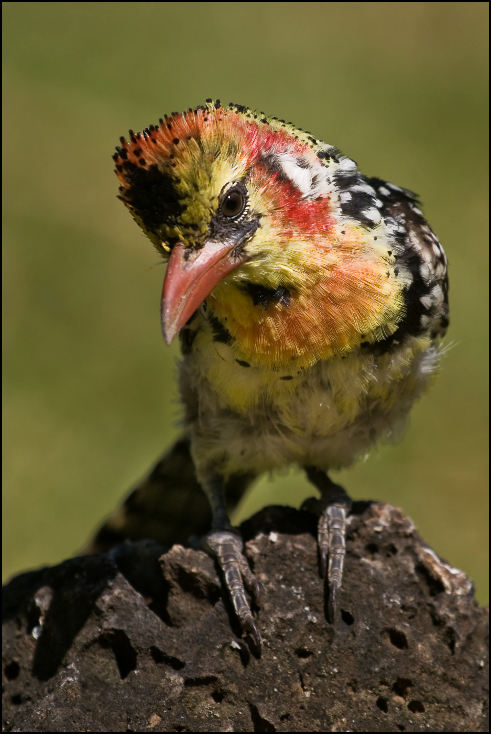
[242,613,262,649]
[204,530,261,647]
[327,585,337,624]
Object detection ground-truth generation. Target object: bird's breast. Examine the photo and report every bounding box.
[178,311,440,477]
[181,307,437,423]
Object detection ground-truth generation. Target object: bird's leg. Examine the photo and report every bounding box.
[202,475,261,647]
[303,466,352,622]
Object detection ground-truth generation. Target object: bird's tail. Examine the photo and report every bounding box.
[82,435,213,554]
[82,435,257,554]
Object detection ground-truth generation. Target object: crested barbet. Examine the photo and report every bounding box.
[92,100,449,647]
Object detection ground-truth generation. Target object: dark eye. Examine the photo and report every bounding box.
[220,187,246,219]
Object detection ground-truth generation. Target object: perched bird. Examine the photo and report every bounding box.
[90,100,449,647]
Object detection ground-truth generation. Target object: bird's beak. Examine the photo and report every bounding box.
[161,241,247,344]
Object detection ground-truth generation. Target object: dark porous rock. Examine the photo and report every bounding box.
[2,503,488,732]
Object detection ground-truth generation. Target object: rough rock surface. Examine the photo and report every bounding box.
[2,503,489,732]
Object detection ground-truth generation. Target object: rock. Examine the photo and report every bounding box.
[2,503,488,732]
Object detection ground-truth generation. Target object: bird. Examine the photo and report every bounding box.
[89,99,449,648]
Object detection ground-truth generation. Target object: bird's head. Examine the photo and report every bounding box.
[114,101,408,368]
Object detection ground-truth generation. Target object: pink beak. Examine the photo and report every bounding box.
[161,241,248,344]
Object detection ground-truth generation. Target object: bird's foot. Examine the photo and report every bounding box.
[203,529,261,648]
[302,473,352,622]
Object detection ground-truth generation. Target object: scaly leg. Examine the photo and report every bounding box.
[202,475,261,648]
[303,466,352,622]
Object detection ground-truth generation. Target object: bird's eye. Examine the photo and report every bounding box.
[220,187,246,219]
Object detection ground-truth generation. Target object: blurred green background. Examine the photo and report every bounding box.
[3,2,488,603]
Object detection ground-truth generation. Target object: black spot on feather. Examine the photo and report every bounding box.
[243,283,292,309]
[121,163,184,233]
[208,313,233,346]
